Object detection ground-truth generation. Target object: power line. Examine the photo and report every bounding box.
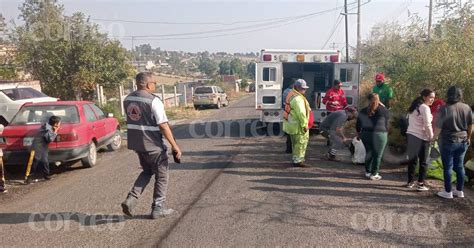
[93,2,359,26]
[120,14,320,41]
[118,6,350,39]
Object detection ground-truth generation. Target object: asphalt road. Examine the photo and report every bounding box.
[1,95,473,247]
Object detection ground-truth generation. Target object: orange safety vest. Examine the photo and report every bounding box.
[283,90,297,121]
[283,90,311,125]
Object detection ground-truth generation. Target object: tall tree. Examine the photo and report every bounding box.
[15,0,133,100]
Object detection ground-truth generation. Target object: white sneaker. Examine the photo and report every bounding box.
[364,172,371,179]
[416,183,429,191]
[437,190,453,199]
[370,174,382,180]
[453,189,464,198]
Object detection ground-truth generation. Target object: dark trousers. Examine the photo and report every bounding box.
[128,151,169,207]
[406,134,430,183]
[31,157,50,177]
[285,133,292,152]
[361,131,388,175]
[440,141,468,192]
[0,156,5,191]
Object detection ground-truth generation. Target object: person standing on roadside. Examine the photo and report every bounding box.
[0,124,6,193]
[25,116,61,184]
[372,72,394,109]
[356,94,389,180]
[283,79,311,167]
[282,82,295,153]
[435,86,473,199]
[405,89,436,191]
[121,72,182,219]
[323,79,348,113]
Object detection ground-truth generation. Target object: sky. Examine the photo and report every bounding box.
[1,0,442,53]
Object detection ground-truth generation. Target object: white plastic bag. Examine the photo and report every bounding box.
[352,137,366,164]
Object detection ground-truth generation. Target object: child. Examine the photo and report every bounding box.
[0,124,6,193]
[25,116,61,184]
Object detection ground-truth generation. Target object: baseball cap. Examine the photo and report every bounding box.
[295,79,309,89]
[375,72,385,82]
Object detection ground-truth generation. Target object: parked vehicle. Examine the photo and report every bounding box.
[0,101,122,168]
[193,86,229,109]
[255,49,360,130]
[0,86,58,126]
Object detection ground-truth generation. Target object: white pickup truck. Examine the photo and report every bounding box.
[0,86,57,126]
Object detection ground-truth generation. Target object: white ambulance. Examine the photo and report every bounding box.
[255,49,360,129]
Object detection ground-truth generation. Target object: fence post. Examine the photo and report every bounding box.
[174,86,178,107]
[161,85,165,103]
[119,85,125,116]
[183,84,187,107]
[99,85,105,106]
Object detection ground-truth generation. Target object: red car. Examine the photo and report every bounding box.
[0,101,122,168]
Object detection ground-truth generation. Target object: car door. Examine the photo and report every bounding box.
[83,104,99,143]
[87,104,107,145]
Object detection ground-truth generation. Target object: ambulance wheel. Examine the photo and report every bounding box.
[107,131,122,151]
[82,142,97,168]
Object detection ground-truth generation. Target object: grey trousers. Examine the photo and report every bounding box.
[128,151,169,207]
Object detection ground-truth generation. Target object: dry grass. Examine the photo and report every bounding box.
[165,106,211,121]
[155,73,195,85]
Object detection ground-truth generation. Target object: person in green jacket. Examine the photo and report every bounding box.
[372,72,394,109]
[283,79,311,167]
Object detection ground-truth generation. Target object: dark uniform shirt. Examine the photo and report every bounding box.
[32,123,57,162]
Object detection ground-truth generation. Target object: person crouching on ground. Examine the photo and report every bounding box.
[356,93,389,180]
[25,116,61,184]
[405,89,435,190]
[320,106,358,161]
[282,79,311,168]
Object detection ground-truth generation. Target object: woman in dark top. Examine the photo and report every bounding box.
[434,86,473,199]
[356,93,390,180]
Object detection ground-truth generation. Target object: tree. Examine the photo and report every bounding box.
[246,62,256,79]
[219,60,230,75]
[229,58,243,76]
[359,3,474,113]
[14,0,133,100]
[0,13,17,79]
[198,56,218,77]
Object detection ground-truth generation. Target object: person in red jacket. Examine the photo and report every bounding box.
[323,80,348,113]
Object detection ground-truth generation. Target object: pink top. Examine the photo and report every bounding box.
[407,104,434,141]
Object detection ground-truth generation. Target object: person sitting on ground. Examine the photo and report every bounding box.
[25,116,61,184]
[356,93,390,181]
[320,106,358,161]
[322,79,348,113]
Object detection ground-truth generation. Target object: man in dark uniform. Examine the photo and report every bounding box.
[121,72,182,219]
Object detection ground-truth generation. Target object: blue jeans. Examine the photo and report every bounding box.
[440,141,468,192]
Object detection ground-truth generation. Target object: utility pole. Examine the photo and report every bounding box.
[357,0,361,62]
[428,0,433,41]
[344,0,349,62]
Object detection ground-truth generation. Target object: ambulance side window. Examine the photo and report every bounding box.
[340,68,353,82]
[263,67,276,82]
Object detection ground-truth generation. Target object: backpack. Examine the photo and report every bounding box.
[399,114,409,137]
